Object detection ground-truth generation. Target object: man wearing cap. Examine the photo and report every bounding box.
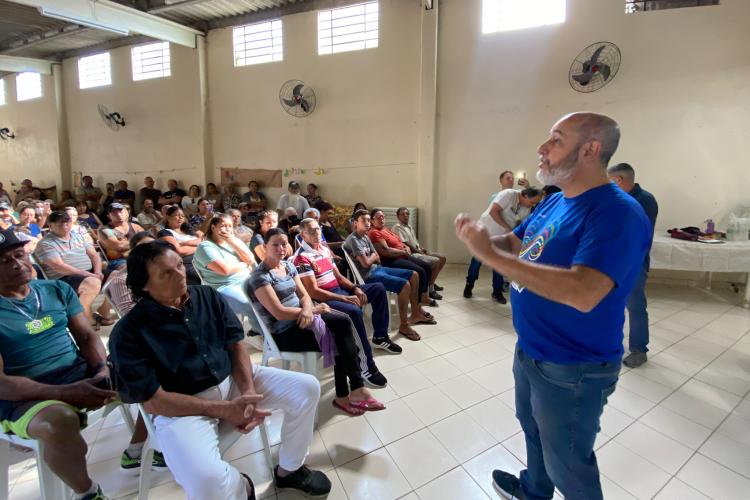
[98,203,144,269]
[277,181,310,217]
[0,227,119,499]
[35,211,114,328]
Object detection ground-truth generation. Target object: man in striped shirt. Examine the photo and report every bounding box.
[34,211,113,327]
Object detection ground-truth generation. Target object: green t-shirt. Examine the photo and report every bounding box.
[194,240,251,289]
[0,280,83,379]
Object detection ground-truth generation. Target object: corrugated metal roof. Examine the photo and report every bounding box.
[155,0,301,25]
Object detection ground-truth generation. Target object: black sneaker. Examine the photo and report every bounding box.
[492,470,525,499]
[363,370,388,388]
[623,351,647,368]
[274,465,331,498]
[372,337,402,354]
[492,291,507,304]
[433,284,444,291]
[429,290,443,300]
[463,283,473,298]
[80,486,109,500]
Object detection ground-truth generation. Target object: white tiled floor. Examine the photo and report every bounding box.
[6,265,750,499]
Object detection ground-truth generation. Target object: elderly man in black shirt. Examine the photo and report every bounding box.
[108,241,330,500]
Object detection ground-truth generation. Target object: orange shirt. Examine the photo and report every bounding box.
[368,227,406,254]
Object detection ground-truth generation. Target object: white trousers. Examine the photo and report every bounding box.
[152,365,320,500]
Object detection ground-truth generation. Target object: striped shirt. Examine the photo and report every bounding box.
[35,231,93,279]
[107,268,136,316]
[293,244,338,291]
[246,260,299,334]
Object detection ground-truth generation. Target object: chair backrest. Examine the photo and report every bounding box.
[29,253,49,280]
[193,262,208,285]
[247,299,283,359]
[101,278,122,319]
[343,249,365,285]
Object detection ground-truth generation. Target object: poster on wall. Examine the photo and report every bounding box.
[220,168,282,188]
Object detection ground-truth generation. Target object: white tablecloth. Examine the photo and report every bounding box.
[650,235,750,272]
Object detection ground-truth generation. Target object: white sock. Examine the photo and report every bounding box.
[76,481,99,499]
[126,441,145,458]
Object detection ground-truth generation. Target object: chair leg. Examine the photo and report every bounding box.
[0,439,11,500]
[36,442,70,500]
[119,405,136,434]
[258,423,274,474]
[138,441,155,500]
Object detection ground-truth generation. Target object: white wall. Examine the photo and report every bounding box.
[207,0,421,206]
[436,0,750,261]
[0,73,61,190]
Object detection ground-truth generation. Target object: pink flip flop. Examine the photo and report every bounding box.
[349,397,386,412]
[332,399,365,416]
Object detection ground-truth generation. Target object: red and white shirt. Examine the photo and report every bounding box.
[293,243,339,291]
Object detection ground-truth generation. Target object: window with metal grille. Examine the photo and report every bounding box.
[318,1,379,55]
[482,0,566,34]
[132,41,171,81]
[78,52,112,89]
[625,0,719,13]
[233,20,283,67]
[16,72,42,102]
[0,79,5,106]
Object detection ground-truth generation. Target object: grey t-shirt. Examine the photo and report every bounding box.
[343,232,378,280]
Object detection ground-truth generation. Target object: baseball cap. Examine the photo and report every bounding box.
[0,203,10,210]
[0,228,28,254]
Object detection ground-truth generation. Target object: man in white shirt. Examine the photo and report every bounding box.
[136,199,162,231]
[276,181,310,216]
[392,207,446,299]
[465,187,542,303]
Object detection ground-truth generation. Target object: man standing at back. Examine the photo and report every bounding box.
[608,162,658,368]
[456,112,651,500]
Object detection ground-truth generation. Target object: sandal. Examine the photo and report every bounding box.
[349,397,386,412]
[398,329,422,341]
[240,472,256,500]
[413,318,437,325]
[332,399,365,416]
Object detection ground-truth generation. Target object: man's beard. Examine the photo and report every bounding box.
[536,147,579,187]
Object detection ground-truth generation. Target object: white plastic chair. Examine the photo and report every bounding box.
[0,402,135,500]
[134,402,273,500]
[343,249,399,327]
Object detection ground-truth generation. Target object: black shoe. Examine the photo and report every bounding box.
[247,330,261,337]
[372,337,403,354]
[363,370,388,388]
[80,486,109,500]
[463,283,473,298]
[274,465,331,498]
[433,284,444,291]
[492,291,507,304]
[623,351,647,368]
[429,290,443,300]
[492,469,525,499]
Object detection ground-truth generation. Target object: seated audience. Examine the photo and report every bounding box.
[181,184,202,215]
[109,240,331,499]
[137,176,162,212]
[276,181,309,215]
[34,211,114,328]
[278,207,301,240]
[158,179,186,206]
[227,209,254,244]
[205,182,223,212]
[348,202,367,233]
[0,229,155,500]
[238,202,255,228]
[188,197,213,233]
[136,198,162,230]
[369,208,438,306]
[222,184,242,211]
[75,200,102,230]
[393,207,446,298]
[250,210,293,261]
[151,203,174,234]
[113,180,136,208]
[295,218,399,384]
[344,210,435,341]
[156,205,202,285]
[104,232,155,316]
[16,205,42,238]
[488,170,530,203]
[249,228,384,416]
[34,200,52,229]
[0,203,18,230]
[194,214,259,324]
[58,190,76,209]
[64,206,94,245]
[0,182,12,206]
[76,175,102,213]
[98,203,144,269]
[12,179,34,207]
[316,202,343,247]
[304,183,323,207]
[98,183,115,218]
[241,180,267,217]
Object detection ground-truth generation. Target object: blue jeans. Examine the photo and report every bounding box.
[365,266,412,293]
[327,284,389,375]
[626,267,649,353]
[466,257,504,294]
[513,346,620,500]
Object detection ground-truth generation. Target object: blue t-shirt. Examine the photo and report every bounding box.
[510,184,651,364]
[0,280,84,379]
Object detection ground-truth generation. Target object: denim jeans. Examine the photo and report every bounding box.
[513,346,620,500]
[626,266,650,353]
[466,257,504,294]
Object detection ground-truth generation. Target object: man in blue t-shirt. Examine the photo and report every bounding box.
[608,163,658,368]
[456,113,651,500]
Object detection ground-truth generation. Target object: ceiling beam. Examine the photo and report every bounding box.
[8,0,203,48]
[57,34,154,60]
[0,54,54,74]
[0,26,91,54]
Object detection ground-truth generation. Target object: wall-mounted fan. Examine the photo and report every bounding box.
[0,127,15,140]
[569,42,621,93]
[98,104,126,131]
[279,80,316,117]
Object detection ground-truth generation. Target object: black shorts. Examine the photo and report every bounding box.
[59,273,92,293]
